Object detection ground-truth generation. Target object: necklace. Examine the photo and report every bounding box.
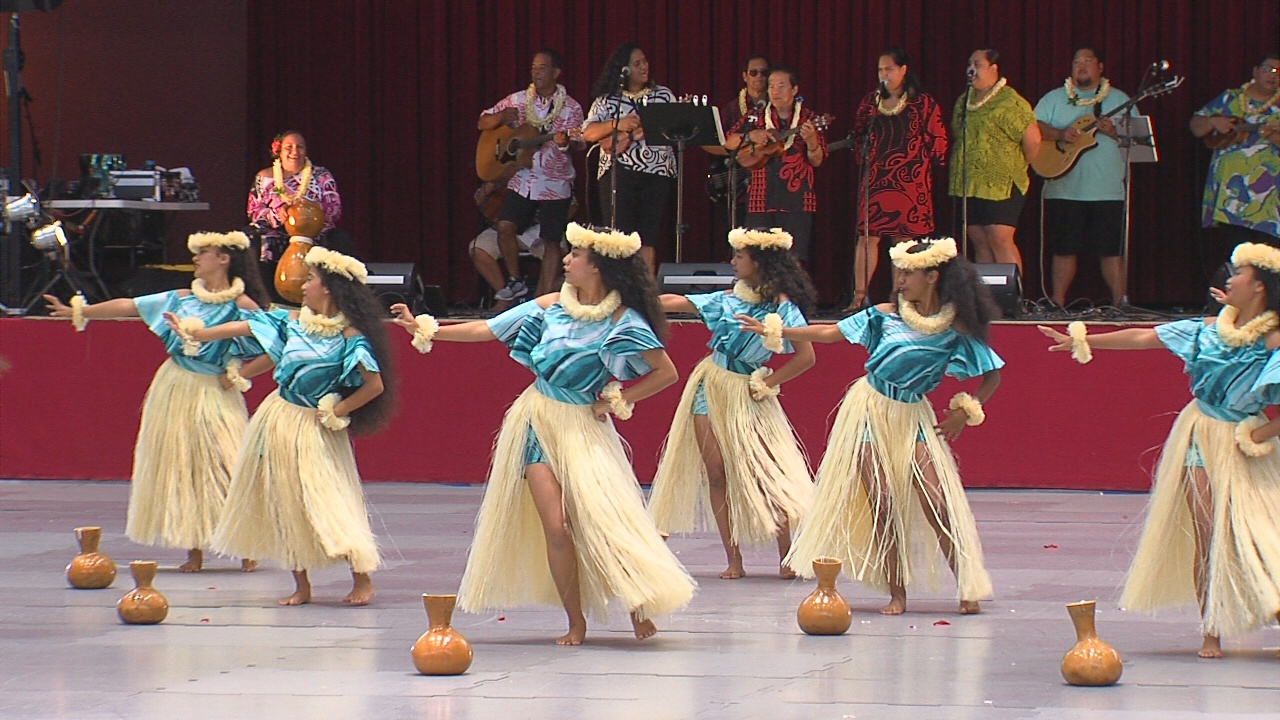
[897,297,956,335]
[877,92,907,116]
[1216,304,1278,347]
[966,77,1007,111]
[765,100,803,150]
[524,83,567,129]
[1064,77,1111,107]
[733,280,764,304]
[560,282,621,322]
[272,158,314,204]
[622,86,652,101]
[298,306,348,337]
[1237,82,1280,117]
[190,277,244,304]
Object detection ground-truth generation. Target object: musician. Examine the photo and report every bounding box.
[1189,53,1280,246]
[477,49,584,303]
[725,65,828,263]
[847,47,948,311]
[948,49,1040,274]
[1034,46,1133,306]
[581,43,677,273]
[469,181,574,312]
[705,55,770,229]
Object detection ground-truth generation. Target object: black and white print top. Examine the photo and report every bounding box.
[583,85,678,179]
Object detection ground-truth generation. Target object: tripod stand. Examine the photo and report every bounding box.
[22,225,86,312]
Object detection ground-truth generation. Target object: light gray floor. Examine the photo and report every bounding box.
[1,481,1276,720]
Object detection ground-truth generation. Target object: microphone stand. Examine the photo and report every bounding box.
[860,94,876,308]
[608,70,628,229]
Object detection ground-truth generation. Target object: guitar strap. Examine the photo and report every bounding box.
[1093,102,1103,119]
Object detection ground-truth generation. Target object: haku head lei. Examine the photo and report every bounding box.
[187,231,250,253]
[1231,242,1280,275]
[304,246,368,284]
[889,237,958,271]
[727,227,793,251]
[565,222,642,259]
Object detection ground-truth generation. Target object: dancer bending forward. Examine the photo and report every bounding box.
[168,246,394,606]
[392,222,695,646]
[1042,241,1280,659]
[649,227,817,579]
[45,231,268,573]
[741,237,1001,615]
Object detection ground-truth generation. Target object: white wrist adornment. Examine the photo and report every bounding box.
[70,293,88,332]
[317,393,351,431]
[1235,416,1273,457]
[949,392,985,426]
[761,312,784,353]
[748,367,780,401]
[224,359,251,393]
[1067,321,1092,365]
[175,317,206,357]
[411,314,440,354]
[600,381,634,420]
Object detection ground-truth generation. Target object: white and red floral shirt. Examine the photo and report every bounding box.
[483,87,584,201]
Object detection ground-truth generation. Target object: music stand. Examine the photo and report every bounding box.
[636,103,725,262]
[1114,114,1158,307]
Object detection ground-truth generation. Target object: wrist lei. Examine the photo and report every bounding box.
[760,312,785,353]
[70,292,88,332]
[1235,415,1273,457]
[411,314,440,354]
[749,366,780,401]
[1067,321,1093,364]
[600,381,634,420]
[949,392,986,426]
[174,316,206,357]
[317,393,351,431]
[223,359,252,393]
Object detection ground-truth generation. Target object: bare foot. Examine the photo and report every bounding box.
[178,549,203,573]
[279,589,311,606]
[631,613,658,640]
[1199,634,1224,659]
[959,600,982,615]
[343,573,375,606]
[778,564,798,580]
[880,596,906,615]
[556,622,587,646]
[240,559,258,572]
[719,565,746,580]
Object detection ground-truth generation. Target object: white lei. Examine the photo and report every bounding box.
[272,158,314,204]
[765,100,803,150]
[525,83,567,129]
[190,278,244,304]
[1216,304,1278,347]
[622,86,652,101]
[966,77,1007,111]
[1238,82,1280,118]
[877,92,907,116]
[733,280,764,304]
[298,306,348,337]
[1064,77,1111,107]
[897,297,956,335]
[560,282,622,322]
[738,88,750,116]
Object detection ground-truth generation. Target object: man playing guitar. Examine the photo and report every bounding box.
[477,48,584,302]
[725,65,828,263]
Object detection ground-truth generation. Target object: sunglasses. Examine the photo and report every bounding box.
[746,68,770,77]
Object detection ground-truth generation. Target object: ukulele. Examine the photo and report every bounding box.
[735,113,835,170]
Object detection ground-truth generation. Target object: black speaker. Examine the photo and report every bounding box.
[974,263,1022,319]
[366,262,437,316]
[657,262,735,294]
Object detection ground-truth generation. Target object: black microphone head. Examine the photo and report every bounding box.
[620,66,631,77]
[1158,60,1170,71]
[966,66,977,79]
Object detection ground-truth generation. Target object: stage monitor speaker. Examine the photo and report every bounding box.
[657,262,735,294]
[366,262,445,317]
[974,263,1021,319]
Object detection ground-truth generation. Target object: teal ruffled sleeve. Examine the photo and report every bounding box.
[132,290,177,329]
[686,291,729,328]
[599,309,663,381]
[837,306,880,351]
[945,335,1005,380]
[1246,350,1280,407]
[1156,318,1205,365]
[247,308,292,365]
[487,301,543,348]
[339,334,379,387]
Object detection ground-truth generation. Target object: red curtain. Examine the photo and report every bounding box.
[248,0,1278,306]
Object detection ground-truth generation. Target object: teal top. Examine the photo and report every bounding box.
[1033,85,1135,201]
[247,309,379,408]
[836,306,1004,403]
[487,300,663,405]
[134,290,262,375]
[1156,318,1280,422]
[687,290,806,374]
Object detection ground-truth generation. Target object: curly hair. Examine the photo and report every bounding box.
[745,245,817,316]
[933,256,1000,342]
[223,241,272,309]
[590,248,669,341]
[592,43,648,100]
[318,271,397,435]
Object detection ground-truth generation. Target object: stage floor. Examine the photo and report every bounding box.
[3,481,1276,719]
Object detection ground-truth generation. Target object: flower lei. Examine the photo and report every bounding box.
[1064,77,1111,107]
[733,280,763,304]
[69,292,88,332]
[622,86,652,101]
[272,157,313,204]
[1215,304,1278,347]
[760,313,785,353]
[190,278,244,304]
[525,83,567,129]
[410,314,440,354]
[223,359,252,393]
[738,88,750,116]
[898,297,956,335]
[599,381,634,420]
[560,282,622,322]
[1236,82,1280,118]
[317,393,351,431]
[877,92,907,116]
[748,366,780,401]
[1235,415,1273,457]
[948,392,986,426]
[966,77,1007,111]
[765,100,803,150]
[298,306,349,337]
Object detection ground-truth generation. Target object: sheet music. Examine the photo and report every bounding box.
[1114,115,1158,163]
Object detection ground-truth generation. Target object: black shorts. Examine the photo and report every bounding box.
[1045,199,1124,257]
[498,192,571,244]
[966,185,1027,227]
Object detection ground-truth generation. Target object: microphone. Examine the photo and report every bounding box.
[966,66,977,80]
[1149,60,1170,72]
[877,80,890,100]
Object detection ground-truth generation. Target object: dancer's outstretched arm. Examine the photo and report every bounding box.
[388,303,497,343]
[45,294,139,320]
[736,313,845,343]
[1039,324,1163,351]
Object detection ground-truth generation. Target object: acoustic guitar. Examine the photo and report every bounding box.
[1032,77,1182,180]
[476,124,580,182]
[735,113,835,170]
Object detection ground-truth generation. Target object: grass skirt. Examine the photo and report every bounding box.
[211,391,379,574]
[648,357,814,545]
[125,359,247,550]
[1120,401,1280,637]
[783,378,993,601]
[457,385,697,620]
